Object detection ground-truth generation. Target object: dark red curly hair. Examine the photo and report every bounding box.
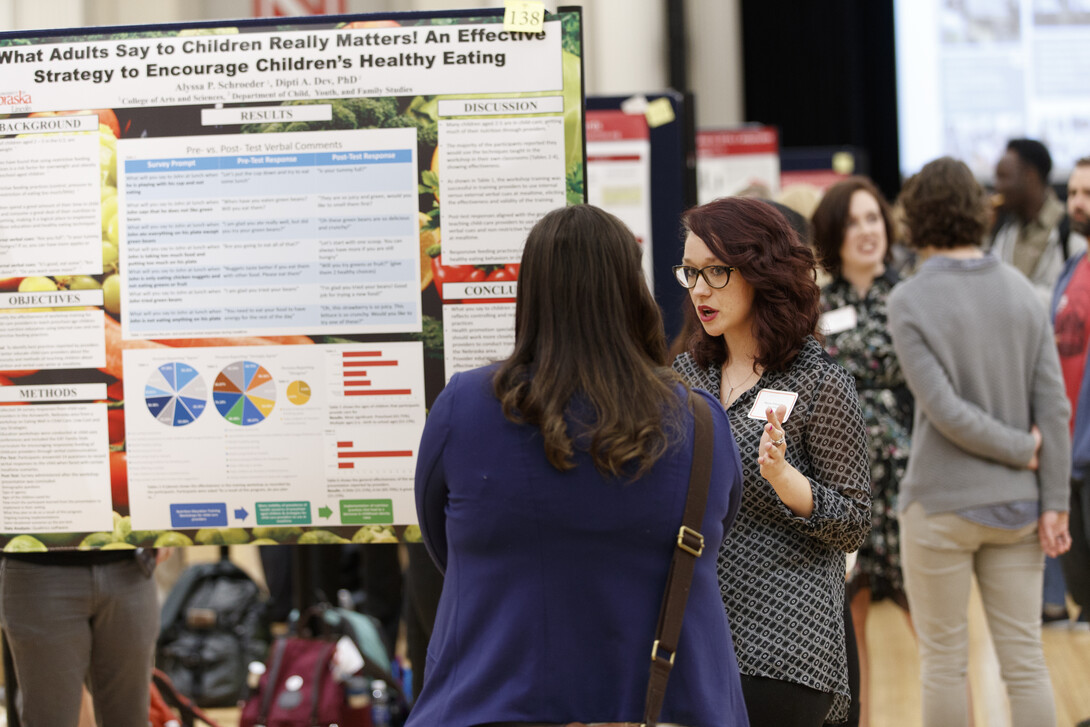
[682,197,822,371]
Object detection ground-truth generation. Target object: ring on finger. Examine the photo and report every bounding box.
[771,433,785,446]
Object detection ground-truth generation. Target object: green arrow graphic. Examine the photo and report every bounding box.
[318,506,332,519]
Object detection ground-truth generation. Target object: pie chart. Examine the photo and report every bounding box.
[145,362,207,427]
[213,361,276,426]
[287,380,311,405]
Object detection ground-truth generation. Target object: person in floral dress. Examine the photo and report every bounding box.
[812,177,913,727]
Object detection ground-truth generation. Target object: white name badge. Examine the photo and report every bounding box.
[747,388,799,422]
[819,305,858,335]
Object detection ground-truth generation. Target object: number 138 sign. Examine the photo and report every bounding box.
[504,0,546,33]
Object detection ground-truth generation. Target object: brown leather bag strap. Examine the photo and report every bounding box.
[642,392,714,727]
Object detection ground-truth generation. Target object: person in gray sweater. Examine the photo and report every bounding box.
[889,156,1072,727]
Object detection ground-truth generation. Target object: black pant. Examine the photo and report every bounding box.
[404,543,444,695]
[258,544,345,620]
[835,602,860,727]
[741,674,836,727]
[1061,480,1090,614]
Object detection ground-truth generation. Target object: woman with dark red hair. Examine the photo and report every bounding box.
[673,196,871,726]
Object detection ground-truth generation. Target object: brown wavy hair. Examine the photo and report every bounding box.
[899,157,988,250]
[493,205,682,478]
[811,176,895,276]
[682,197,822,371]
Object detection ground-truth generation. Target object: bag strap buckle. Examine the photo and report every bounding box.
[650,639,675,665]
[676,525,704,557]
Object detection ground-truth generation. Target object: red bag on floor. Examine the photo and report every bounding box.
[149,682,178,727]
[150,667,224,727]
[239,635,371,727]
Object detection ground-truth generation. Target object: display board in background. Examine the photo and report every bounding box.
[780,146,868,192]
[586,92,696,344]
[695,126,779,204]
[896,0,1090,183]
[586,109,653,285]
[0,7,585,551]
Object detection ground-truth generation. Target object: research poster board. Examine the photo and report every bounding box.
[0,8,585,552]
[586,92,693,342]
[695,126,779,204]
[585,109,652,285]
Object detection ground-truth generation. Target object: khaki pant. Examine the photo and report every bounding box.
[900,502,1055,727]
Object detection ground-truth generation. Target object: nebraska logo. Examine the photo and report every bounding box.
[0,90,31,105]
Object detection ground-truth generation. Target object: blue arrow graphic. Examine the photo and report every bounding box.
[234,507,249,521]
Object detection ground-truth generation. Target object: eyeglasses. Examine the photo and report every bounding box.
[672,264,737,289]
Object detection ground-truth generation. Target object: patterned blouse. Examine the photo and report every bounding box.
[674,337,871,723]
[821,271,914,605]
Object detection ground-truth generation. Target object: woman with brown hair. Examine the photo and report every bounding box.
[811,176,913,727]
[408,204,749,727]
[672,196,871,726]
[889,157,1070,726]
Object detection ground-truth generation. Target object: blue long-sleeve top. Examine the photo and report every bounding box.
[408,364,750,727]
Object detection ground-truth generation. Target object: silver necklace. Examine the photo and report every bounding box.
[722,365,758,405]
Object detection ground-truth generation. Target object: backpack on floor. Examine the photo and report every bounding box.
[156,559,270,707]
[239,604,409,727]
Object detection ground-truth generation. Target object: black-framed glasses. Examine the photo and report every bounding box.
[672,264,737,289]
